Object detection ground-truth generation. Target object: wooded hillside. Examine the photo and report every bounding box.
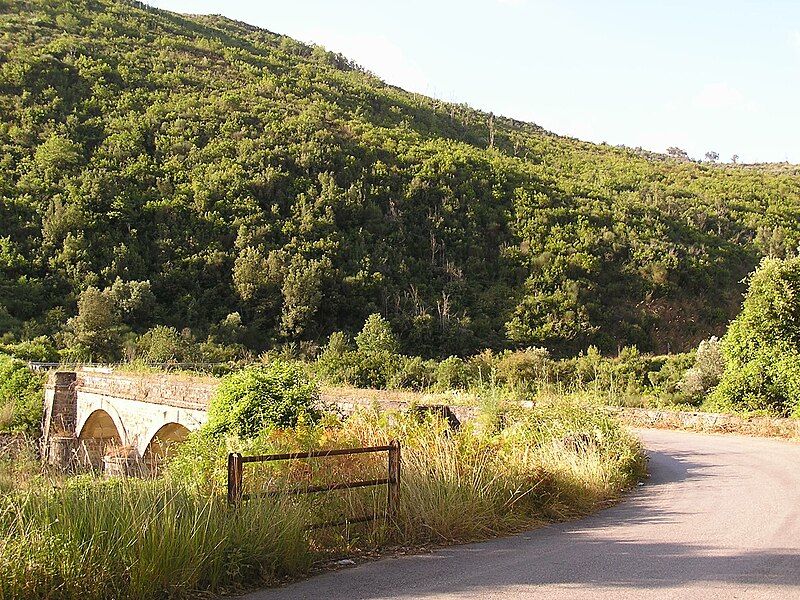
[2,0,799,358]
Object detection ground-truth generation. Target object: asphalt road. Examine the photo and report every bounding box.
[245,428,800,599]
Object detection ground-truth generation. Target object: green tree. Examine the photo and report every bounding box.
[709,257,800,414]
[136,326,190,363]
[355,313,399,355]
[204,362,319,438]
[0,355,44,437]
[63,287,123,362]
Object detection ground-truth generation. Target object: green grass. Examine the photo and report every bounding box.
[0,396,645,599]
[0,481,311,599]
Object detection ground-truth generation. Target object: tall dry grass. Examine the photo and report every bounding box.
[0,481,310,600]
[0,396,645,599]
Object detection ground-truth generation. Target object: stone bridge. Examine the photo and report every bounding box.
[41,368,800,475]
[43,370,215,471]
[41,369,481,473]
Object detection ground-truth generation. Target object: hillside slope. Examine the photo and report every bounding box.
[1,0,799,357]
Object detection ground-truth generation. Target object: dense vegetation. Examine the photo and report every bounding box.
[311,311,717,410]
[1,368,644,599]
[204,361,320,437]
[2,0,800,361]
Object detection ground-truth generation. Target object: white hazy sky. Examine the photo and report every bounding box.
[149,0,800,164]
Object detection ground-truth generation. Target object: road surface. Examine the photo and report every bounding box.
[246,428,800,599]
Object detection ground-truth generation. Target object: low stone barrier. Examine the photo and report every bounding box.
[324,389,480,428]
[607,406,800,439]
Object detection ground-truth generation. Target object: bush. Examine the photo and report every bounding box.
[0,355,44,436]
[467,349,497,385]
[355,314,399,355]
[711,257,800,415]
[435,356,469,390]
[315,318,408,389]
[315,317,408,389]
[678,338,724,403]
[705,352,800,414]
[347,351,402,389]
[0,336,59,362]
[195,338,247,364]
[495,348,553,389]
[135,326,193,363]
[315,332,356,384]
[571,346,603,386]
[612,346,653,392]
[647,352,694,397]
[204,362,320,438]
[389,356,436,390]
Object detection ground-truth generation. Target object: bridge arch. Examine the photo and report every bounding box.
[141,422,191,472]
[76,408,125,469]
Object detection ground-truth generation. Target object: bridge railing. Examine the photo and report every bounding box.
[226,441,400,529]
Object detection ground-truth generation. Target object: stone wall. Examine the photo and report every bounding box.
[42,371,77,438]
[608,406,800,439]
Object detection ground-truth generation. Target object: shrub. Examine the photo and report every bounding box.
[705,352,800,414]
[389,356,436,390]
[58,340,91,362]
[204,362,320,438]
[0,336,59,362]
[0,354,44,437]
[613,346,652,392]
[572,346,603,386]
[647,352,694,396]
[136,326,193,363]
[195,338,247,364]
[678,338,724,403]
[347,351,401,389]
[316,320,408,389]
[315,332,356,384]
[710,257,800,414]
[435,356,469,390]
[495,348,553,389]
[467,349,497,385]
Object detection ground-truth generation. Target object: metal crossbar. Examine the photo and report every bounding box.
[240,445,393,463]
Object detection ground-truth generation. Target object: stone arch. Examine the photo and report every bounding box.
[141,422,191,473]
[76,409,124,469]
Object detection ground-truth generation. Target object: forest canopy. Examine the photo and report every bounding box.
[2,0,800,361]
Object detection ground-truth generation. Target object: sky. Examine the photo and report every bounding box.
[148,0,800,164]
